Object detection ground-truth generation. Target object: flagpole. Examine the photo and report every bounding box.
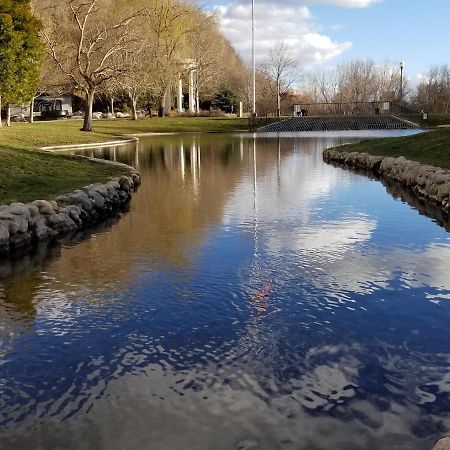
[252,0,256,116]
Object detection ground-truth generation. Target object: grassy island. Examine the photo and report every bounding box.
[0,117,249,204]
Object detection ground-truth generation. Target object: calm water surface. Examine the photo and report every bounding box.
[1,131,450,450]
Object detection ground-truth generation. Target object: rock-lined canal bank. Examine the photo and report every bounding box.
[0,169,141,256]
[323,147,450,215]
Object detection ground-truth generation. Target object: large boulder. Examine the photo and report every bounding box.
[8,203,31,219]
[434,438,450,450]
[47,212,77,233]
[32,200,54,215]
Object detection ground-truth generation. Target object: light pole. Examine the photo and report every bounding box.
[400,61,404,112]
[252,0,256,116]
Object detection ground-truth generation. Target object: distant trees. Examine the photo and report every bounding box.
[0,0,43,126]
[414,65,450,113]
[306,59,407,105]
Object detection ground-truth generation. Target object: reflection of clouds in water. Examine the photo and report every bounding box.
[267,218,375,263]
[400,244,450,296]
[223,148,347,226]
[265,216,450,302]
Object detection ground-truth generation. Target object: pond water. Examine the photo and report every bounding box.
[1,131,450,450]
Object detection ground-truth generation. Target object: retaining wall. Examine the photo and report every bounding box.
[0,170,141,256]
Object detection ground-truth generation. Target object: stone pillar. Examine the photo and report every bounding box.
[239,101,243,118]
[189,70,195,113]
[178,77,183,113]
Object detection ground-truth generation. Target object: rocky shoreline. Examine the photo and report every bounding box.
[0,170,141,256]
[323,148,450,216]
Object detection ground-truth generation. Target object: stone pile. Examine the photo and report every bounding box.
[323,148,450,215]
[0,171,141,255]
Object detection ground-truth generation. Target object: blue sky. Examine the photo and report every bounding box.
[205,0,450,82]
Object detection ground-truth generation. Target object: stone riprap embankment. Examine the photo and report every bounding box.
[323,148,450,215]
[0,171,141,255]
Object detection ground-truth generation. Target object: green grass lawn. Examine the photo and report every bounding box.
[0,117,249,204]
[337,128,450,169]
[400,114,450,128]
[0,117,249,150]
[0,148,124,204]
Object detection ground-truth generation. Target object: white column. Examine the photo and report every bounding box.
[189,70,195,113]
[178,77,183,113]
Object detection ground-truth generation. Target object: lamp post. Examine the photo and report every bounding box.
[252,0,256,116]
[400,61,404,112]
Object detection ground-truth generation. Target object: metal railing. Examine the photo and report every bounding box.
[292,101,392,117]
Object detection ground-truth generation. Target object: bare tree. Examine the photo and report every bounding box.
[41,0,144,131]
[259,42,297,117]
[414,65,450,113]
[305,59,408,109]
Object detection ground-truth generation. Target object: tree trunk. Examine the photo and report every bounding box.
[131,97,138,120]
[277,79,281,118]
[110,97,114,115]
[196,88,199,114]
[29,97,35,123]
[82,89,95,132]
[158,95,165,117]
[0,96,2,128]
[6,103,11,127]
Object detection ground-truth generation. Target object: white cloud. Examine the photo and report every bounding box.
[214,1,353,66]
[312,0,381,7]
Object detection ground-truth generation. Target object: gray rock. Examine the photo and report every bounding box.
[88,190,106,210]
[26,204,40,218]
[9,232,32,249]
[7,204,31,219]
[32,200,54,215]
[17,215,29,233]
[33,216,48,241]
[47,213,77,232]
[0,223,9,248]
[434,438,450,450]
[119,176,132,192]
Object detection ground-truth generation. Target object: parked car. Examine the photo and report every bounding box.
[41,109,72,120]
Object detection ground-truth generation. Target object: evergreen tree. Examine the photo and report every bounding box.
[212,87,237,113]
[0,0,43,126]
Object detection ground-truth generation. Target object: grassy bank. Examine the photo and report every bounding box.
[0,117,249,150]
[0,117,248,204]
[399,114,450,128]
[338,128,450,169]
[0,148,124,204]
